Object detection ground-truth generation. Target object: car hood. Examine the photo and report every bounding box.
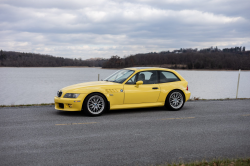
[61,81,121,92]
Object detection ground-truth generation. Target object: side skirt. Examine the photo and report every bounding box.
[110,102,165,110]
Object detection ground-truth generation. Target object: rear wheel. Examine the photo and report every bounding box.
[165,90,185,111]
[83,93,107,116]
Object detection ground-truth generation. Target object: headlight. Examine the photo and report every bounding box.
[57,90,63,97]
[63,93,80,98]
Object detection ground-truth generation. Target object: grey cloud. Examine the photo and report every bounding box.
[1,0,106,9]
[0,0,249,59]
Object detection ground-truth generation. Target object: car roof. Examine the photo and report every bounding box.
[123,67,185,81]
[124,67,171,71]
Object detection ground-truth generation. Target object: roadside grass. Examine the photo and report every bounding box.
[0,103,54,107]
[158,158,250,166]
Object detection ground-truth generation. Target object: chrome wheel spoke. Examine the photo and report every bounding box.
[169,92,183,109]
[87,95,105,115]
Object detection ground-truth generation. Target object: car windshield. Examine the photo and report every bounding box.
[104,69,134,83]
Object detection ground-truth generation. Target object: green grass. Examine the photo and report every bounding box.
[158,158,250,166]
[0,103,54,107]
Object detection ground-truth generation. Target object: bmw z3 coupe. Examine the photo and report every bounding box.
[54,67,191,116]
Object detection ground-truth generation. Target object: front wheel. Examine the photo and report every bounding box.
[83,93,107,116]
[165,90,185,111]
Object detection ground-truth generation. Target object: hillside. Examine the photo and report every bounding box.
[103,48,250,70]
[0,50,106,67]
[1,47,250,70]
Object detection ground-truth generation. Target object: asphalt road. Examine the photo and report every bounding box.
[0,100,250,166]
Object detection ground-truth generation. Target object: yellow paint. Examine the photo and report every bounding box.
[54,67,191,111]
[110,102,164,110]
[242,114,250,116]
[124,84,160,104]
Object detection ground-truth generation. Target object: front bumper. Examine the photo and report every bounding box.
[54,94,87,111]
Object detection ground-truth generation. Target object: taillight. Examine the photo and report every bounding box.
[186,85,188,91]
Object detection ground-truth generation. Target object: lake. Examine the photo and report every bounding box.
[0,67,249,105]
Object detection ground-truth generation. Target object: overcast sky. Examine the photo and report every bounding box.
[1,0,249,59]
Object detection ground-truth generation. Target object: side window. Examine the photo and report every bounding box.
[160,71,180,83]
[126,74,137,84]
[137,71,158,84]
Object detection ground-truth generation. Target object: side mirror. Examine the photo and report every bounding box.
[136,81,143,87]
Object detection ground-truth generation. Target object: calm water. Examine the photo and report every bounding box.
[0,67,249,105]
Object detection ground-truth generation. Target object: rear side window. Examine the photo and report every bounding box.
[159,71,180,83]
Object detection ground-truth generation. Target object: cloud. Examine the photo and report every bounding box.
[0,0,249,59]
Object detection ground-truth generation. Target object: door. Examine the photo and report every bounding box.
[124,70,160,104]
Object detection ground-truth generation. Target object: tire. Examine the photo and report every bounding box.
[83,93,107,116]
[165,90,185,111]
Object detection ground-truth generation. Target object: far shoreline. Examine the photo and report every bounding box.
[0,66,249,71]
[0,66,101,68]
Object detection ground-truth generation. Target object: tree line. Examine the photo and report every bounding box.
[0,50,107,67]
[103,50,250,70]
[1,47,250,70]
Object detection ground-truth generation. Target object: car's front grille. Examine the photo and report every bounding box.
[59,103,64,109]
[57,91,62,97]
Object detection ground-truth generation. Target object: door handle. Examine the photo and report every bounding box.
[152,87,158,89]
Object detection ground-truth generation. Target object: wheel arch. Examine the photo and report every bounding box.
[81,92,110,111]
[165,89,186,104]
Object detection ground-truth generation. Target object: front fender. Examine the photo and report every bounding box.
[80,85,125,107]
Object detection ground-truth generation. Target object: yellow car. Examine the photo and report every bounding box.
[54,67,191,116]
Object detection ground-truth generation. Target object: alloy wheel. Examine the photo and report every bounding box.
[169,91,184,109]
[87,95,105,115]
